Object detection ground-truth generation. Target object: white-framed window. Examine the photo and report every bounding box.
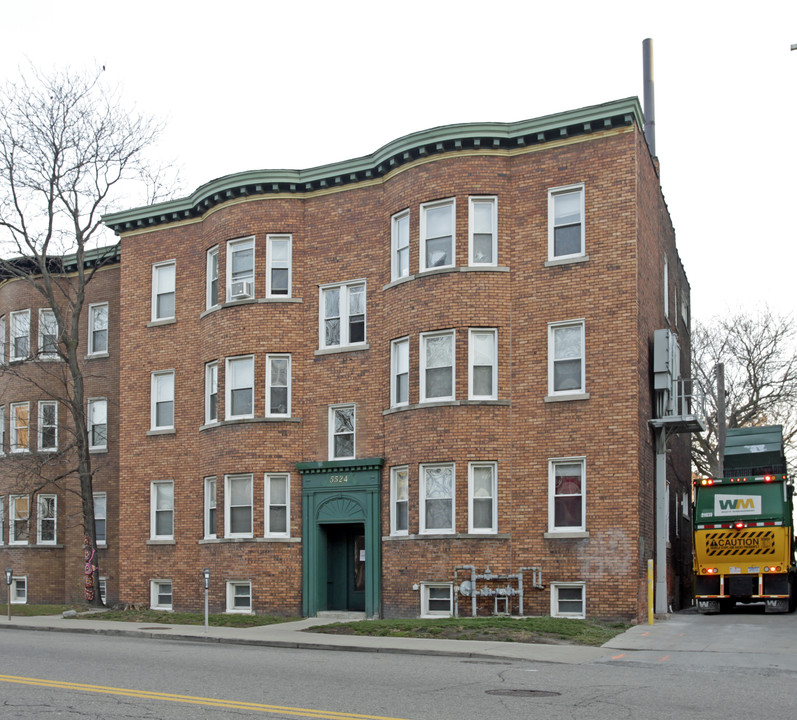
[205,362,218,424]
[0,314,5,364]
[663,256,669,319]
[37,494,57,544]
[390,466,409,535]
[265,473,290,537]
[548,458,586,532]
[10,402,29,452]
[151,370,175,430]
[548,184,585,260]
[99,577,107,605]
[266,234,292,298]
[329,404,355,460]
[152,261,176,321]
[225,473,253,538]
[87,398,107,450]
[390,337,410,407]
[548,321,585,395]
[0,496,4,544]
[320,281,366,349]
[420,463,455,534]
[206,245,219,309]
[10,495,30,545]
[204,477,217,539]
[420,330,455,402]
[38,401,58,451]
[226,580,252,613]
[0,406,4,455]
[88,303,109,355]
[550,582,585,619]
[226,355,255,419]
[150,481,174,540]
[468,329,497,400]
[93,492,107,545]
[227,236,255,301]
[150,580,173,611]
[38,308,58,358]
[391,209,410,280]
[11,576,27,604]
[468,196,497,266]
[468,462,497,533]
[10,309,30,360]
[420,582,453,618]
[266,354,291,417]
[420,198,455,271]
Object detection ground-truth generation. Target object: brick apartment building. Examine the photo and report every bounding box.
[0,250,120,606]
[1,97,694,621]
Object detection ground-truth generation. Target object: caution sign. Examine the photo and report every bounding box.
[704,530,776,557]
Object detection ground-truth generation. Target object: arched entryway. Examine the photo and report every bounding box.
[297,458,382,618]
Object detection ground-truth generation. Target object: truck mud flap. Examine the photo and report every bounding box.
[697,599,720,614]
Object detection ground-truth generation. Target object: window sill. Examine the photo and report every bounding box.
[544,254,589,267]
[315,343,370,356]
[544,393,590,403]
[383,533,510,541]
[199,537,300,544]
[261,296,302,304]
[147,318,176,328]
[544,531,590,539]
[146,539,176,545]
[85,352,110,360]
[382,266,510,291]
[200,416,302,431]
[200,297,304,318]
[9,543,66,549]
[383,399,510,415]
[223,296,257,307]
[147,428,176,436]
[90,447,109,454]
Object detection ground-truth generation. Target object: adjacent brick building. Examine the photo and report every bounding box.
[2,97,695,622]
[0,250,120,606]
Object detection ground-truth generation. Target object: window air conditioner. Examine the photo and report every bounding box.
[230,281,253,299]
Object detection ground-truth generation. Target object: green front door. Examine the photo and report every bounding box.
[298,458,383,618]
[325,523,365,612]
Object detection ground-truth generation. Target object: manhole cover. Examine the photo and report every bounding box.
[486,690,561,698]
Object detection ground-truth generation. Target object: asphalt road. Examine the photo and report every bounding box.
[1,609,796,720]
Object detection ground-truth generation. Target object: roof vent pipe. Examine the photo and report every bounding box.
[642,38,656,157]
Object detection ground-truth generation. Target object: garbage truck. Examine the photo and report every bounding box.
[692,425,796,613]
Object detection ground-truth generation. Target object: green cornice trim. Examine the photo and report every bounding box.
[103,97,643,233]
[297,458,385,474]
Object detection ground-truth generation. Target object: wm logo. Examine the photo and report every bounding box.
[718,498,756,511]
[713,494,761,517]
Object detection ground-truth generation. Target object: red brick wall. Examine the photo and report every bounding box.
[0,265,120,605]
[116,125,691,621]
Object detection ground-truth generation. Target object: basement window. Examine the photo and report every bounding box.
[550,582,585,619]
[420,582,453,618]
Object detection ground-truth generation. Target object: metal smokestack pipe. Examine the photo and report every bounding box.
[642,38,656,157]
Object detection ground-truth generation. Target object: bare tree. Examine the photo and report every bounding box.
[691,307,797,477]
[0,65,172,605]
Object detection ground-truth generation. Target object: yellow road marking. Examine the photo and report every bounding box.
[0,674,410,720]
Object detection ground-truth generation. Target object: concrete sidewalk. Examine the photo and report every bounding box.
[0,612,614,665]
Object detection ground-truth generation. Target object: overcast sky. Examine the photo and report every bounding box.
[2,1,796,323]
